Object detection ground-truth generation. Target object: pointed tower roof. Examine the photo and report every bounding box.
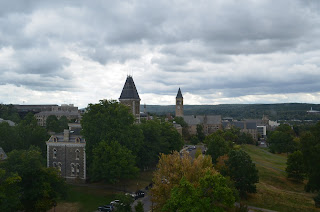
[176,88,183,98]
[119,76,140,100]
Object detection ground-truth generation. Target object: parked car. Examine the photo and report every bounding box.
[125,192,136,199]
[135,190,145,199]
[110,200,120,206]
[98,204,113,211]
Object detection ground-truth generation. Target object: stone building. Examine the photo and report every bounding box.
[175,88,184,117]
[119,76,141,122]
[35,104,81,127]
[222,121,258,140]
[46,124,86,182]
[175,88,222,136]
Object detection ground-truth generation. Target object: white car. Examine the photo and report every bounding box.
[110,200,120,206]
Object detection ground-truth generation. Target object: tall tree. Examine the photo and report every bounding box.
[226,149,259,197]
[300,122,320,192]
[81,100,144,169]
[46,115,60,132]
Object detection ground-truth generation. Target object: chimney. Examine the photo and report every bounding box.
[64,129,70,142]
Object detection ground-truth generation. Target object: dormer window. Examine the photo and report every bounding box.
[76,137,81,143]
[53,137,58,142]
[53,149,57,159]
[76,149,80,160]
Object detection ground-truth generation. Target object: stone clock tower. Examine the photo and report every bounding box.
[175,88,183,117]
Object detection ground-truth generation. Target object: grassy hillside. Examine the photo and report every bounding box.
[241,145,319,211]
[143,103,320,121]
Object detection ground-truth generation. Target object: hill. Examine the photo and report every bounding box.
[142,103,320,121]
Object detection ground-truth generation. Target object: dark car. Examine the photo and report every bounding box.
[135,190,145,199]
[98,204,113,211]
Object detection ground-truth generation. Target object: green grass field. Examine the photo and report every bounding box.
[241,145,319,212]
[56,170,154,212]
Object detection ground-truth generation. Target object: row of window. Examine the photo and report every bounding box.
[53,149,80,160]
[52,162,81,176]
[52,137,81,142]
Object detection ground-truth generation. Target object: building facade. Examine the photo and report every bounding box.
[119,76,141,122]
[46,126,86,182]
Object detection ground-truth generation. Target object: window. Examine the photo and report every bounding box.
[53,137,58,142]
[71,164,75,176]
[53,149,57,159]
[76,149,80,160]
[58,163,62,172]
[53,162,57,168]
[76,137,81,143]
[76,164,80,176]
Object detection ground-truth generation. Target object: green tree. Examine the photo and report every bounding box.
[138,120,183,169]
[81,100,144,169]
[268,131,295,154]
[0,104,20,123]
[115,193,134,212]
[0,168,22,212]
[0,122,18,153]
[3,147,67,211]
[196,124,205,142]
[46,115,60,132]
[173,116,190,140]
[91,141,139,183]
[286,150,305,182]
[300,122,320,192]
[205,134,232,163]
[59,116,69,131]
[135,201,144,212]
[162,172,235,212]
[226,150,259,198]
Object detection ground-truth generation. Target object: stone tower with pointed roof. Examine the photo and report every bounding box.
[175,88,183,117]
[119,76,141,122]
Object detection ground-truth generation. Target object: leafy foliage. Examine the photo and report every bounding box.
[81,100,144,172]
[205,132,232,163]
[151,151,235,211]
[46,115,69,133]
[91,141,139,183]
[268,124,296,154]
[226,150,259,197]
[134,201,144,212]
[0,168,22,211]
[196,124,205,142]
[0,104,20,123]
[286,150,305,182]
[300,122,320,192]
[3,147,67,211]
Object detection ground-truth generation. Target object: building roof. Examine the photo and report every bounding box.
[119,76,140,100]
[0,118,16,126]
[47,130,85,144]
[183,115,221,126]
[0,147,8,160]
[222,121,257,130]
[176,88,183,98]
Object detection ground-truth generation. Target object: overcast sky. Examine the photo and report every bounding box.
[0,0,320,108]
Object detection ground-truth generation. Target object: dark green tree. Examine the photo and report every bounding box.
[0,104,20,123]
[205,134,232,163]
[226,150,259,198]
[4,147,67,211]
[268,131,295,154]
[196,124,205,142]
[300,122,320,192]
[46,115,60,132]
[0,122,18,153]
[58,116,69,131]
[286,150,305,182]
[91,141,139,183]
[134,201,144,212]
[81,100,144,169]
[0,168,22,212]
[115,193,134,212]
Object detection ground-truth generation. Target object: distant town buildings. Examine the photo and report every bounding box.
[46,123,86,182]
[35,104,80,126]
[307,107,320,114]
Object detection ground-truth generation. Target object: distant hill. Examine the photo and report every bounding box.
[141,103,320,121]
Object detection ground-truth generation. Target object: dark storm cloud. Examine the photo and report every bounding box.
[0,0,320,102]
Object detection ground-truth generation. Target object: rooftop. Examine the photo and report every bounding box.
[119,76,140,100]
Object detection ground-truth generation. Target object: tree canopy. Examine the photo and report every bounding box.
[286,150,305,182]
[151,151,235,211]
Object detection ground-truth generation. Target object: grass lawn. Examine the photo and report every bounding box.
[55,170,154,212]
[241,145,319,212]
